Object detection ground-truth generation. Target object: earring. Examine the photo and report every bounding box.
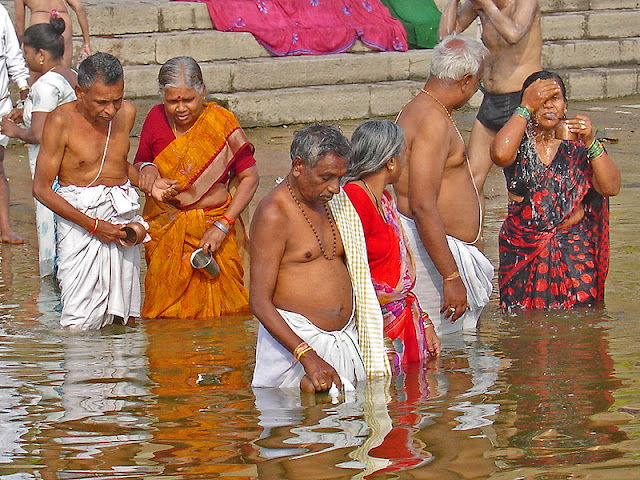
[40,57,44,66]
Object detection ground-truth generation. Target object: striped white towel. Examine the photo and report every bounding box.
[329,190,391,377]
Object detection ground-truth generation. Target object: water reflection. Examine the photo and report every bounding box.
[489,309,627,468]
[254,337,501,479]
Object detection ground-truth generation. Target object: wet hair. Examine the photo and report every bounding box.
[343,120,404,183]
[290,123,351,168]
[23,16,66,60]
[77,53,124,90]
[521,70,567,100]
[158,56,205,95]
[430,34,488,83]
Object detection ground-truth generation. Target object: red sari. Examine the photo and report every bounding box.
[344,183,431,364]
[499,135,609,310]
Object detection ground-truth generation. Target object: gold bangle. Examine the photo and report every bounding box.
[19,86,29,92]
[443,271,460,282]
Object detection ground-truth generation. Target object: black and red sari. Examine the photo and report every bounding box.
[498,135,610,310]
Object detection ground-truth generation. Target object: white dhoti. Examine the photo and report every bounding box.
[252,308,367,389]
[399,213,494,335]
[56,182,147,330]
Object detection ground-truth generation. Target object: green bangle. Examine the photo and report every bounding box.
[514,105,532,122]
[587,141,605,160]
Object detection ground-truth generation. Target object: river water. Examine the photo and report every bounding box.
[0,97,638,479]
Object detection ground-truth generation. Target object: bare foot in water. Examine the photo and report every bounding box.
[2,230,26,244]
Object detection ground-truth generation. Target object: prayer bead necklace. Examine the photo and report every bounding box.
[286,176,337,260]
[420,88,483,245]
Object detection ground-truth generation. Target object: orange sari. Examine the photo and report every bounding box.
[142,104,251,319]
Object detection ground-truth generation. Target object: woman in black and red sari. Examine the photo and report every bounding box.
[490,71,620,310]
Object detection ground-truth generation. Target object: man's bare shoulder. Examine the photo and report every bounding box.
[45,100,77,127]
[253,184,290,230]
[398,98,450,144]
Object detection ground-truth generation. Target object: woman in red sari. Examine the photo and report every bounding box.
[135,56,259,318]
[491,71,620,310]
[343,120,440,366]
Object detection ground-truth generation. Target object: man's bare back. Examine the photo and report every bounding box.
[395,94,481,244]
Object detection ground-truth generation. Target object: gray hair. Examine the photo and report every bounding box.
[343,120,404,183]
[78,52,123,90]
[158,56,205,95]
[290,123,351,168]
[430,34,488,83]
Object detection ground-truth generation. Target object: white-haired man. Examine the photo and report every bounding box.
[394,34,494,335]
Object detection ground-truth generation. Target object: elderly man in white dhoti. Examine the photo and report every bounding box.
[394,35,494,335]
[32,53,176,329]
[250,123,391,393]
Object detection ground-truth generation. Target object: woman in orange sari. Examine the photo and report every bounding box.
[135,56,259,319]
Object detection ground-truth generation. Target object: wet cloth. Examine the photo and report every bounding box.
[399,213,494,335]
[379,0,440,48]
[56,182,145,330]
[476,90,522,132]
[329,189,392,377]
[23,71,76,277]
[499,135,609,309]
[172,0,407,56]
[344,183,432,364]
[135,103,255,318]
[252,308,366,389]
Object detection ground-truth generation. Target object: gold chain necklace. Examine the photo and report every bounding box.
[420,88,483,244]
[286,176,337,260]
[360,179,387,224]
[421,89,465,144]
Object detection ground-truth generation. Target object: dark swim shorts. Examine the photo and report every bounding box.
[476,90,522,132]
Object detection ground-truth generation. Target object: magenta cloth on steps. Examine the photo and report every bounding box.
[174,0,408,56]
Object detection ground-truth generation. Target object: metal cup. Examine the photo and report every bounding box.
[555,118,579,141]
[190,248,220,278]
[118,222,147,247]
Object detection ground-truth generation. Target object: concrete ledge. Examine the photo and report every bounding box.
[586,9,640,38]
[543,38,640,68]
[230,52,416,92]
[213,84,371,127]
[560,66,640,100]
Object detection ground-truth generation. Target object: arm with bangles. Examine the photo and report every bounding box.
[249,197,343,393]
[490,79,561,167]
[407,117,468,323]
[198,164,258,255]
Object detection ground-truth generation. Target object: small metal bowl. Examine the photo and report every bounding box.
[118,222,147,247]
[555,119,579,141]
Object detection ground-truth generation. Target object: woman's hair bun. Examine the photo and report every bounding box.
[49,15,66,36]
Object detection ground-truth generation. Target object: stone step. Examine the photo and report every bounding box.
[543,37,640,68]
[558,64,640,100]
[86,7,640,66]
[127,64,639,131]
[123,50,433,97]
[542,8,640,40]
[539,0,640,13]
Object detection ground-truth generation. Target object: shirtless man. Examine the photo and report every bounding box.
[439,0,542,199]
[395,35,494,335]
[14,0,91,68]
[250,124,367,393]
[33,53,175,329]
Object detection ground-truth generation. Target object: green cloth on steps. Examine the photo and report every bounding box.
[380,0,441,49]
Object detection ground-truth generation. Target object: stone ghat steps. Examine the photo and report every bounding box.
[2,0,639,129]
